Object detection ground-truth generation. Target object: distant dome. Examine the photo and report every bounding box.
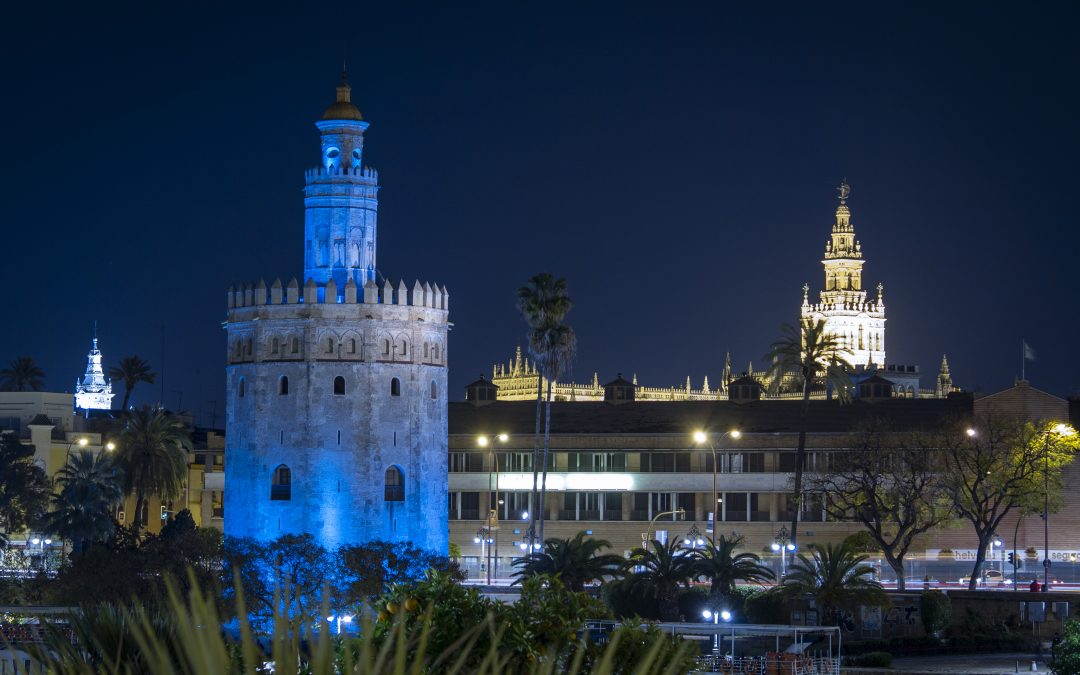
[323,81,363,121]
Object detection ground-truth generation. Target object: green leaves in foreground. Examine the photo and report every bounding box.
[23,571,697,675]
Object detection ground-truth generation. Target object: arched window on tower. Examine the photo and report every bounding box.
[271,337,280,355]
[279,376,289,395]
[238,377,246,398]
[271,465,291,501]
[391,377,401,397]
[291,337,300,354]
[334,376,345,396]
[430,380,438,400]
[384,466,404,501]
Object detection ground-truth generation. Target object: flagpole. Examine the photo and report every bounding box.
[1022,340,1025,381]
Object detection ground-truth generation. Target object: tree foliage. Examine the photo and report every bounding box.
[807,423,953,590]
[39,450,123,552]
[624,539,696,621]
[776,540,888,623]
[940,415,1078,589]
[0,356,45,391]
[691,534,775,604]
[115,406,192,526]
[0,433,51,543]
[107,355,156,411]
[512,531,624,591]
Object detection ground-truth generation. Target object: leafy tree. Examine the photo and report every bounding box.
[115,406,191,529]
[764,319,852,547]
[512,531,624,591]
[920,590,951,636]
[0,433,50,544]
[776,540,888,624]
[624,539,697,621]
[39,450,123,553]
[807,423,953,590]
[692,534,775,606]
[1051,619,1080,675]
[516,273,572,549]
[107,355,156,411]
[0,356,45,391]
[339,539,461,606]
[498,575,611,668]
[941,416,1078,590]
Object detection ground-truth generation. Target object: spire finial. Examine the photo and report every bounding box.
[837,179,851,204]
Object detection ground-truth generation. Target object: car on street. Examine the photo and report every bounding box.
[958,570,1012,587]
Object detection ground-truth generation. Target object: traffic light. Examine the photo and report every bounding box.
[160,506,168,521]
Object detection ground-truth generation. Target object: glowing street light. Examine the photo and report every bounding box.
[692,429,741,546]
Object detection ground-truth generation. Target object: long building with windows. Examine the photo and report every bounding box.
[448,376,978,578]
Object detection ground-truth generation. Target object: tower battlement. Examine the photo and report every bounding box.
[227,277,449,312]
[304,165,380,182]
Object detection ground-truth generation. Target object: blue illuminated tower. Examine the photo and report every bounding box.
[223,77,450,553]
[304,72,379,289]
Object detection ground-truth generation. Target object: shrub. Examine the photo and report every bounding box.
[920,590,951,636]
[602,577,659,619]
[847,651,893,668]
[1051,619,1080,675]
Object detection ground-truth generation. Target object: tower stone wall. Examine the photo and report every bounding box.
[224,77,449,553]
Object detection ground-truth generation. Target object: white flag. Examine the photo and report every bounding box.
[1023,341,1036,361]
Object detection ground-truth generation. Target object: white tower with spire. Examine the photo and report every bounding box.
[800,181,886,367]
[74,331,113,415]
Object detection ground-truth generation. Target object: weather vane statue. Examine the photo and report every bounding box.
[837,179,851,203]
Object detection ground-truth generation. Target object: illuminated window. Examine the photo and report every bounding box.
[279,376,289,395]
[334,376,345,396]
[384,466,404,501]
[271,465,291,501]
[391,377,400,397]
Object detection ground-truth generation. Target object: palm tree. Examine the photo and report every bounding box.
[511,531,624,591]
[777,540,888,625]
[535,321,576,545]
[0,356,46,391]
[693,535,775,606]
[516,273,572,549]
[107,355,156,411]
[115,406,191,529]
[764,319,852,547]
[0,434,51,545]
[39,450,124,553]
[625,539,697,621]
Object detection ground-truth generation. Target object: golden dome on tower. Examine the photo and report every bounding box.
[323,72,363,121]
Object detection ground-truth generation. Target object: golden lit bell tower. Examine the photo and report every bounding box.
[801,181,886,367]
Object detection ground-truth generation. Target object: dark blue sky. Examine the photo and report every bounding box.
[2,3,1077,424]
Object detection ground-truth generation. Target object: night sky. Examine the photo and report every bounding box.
[3,3,1078,425]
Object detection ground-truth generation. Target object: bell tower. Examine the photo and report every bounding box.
[801,181,886,367]
[303,71,379,290]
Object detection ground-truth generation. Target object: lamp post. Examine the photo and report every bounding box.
[701,608,733,656]
[478,433,509,584]
[683,524,706,549]
[64,436,89,464]
[771,525,796,578]
[644,508,686,544]
[692,429,741,547]
[1042,423,1076,592]
[473,527,494,581]
[29,536,53,574]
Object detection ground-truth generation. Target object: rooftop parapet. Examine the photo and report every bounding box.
[227,277,448,312]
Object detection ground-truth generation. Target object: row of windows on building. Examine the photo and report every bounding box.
[448,450,838,474]
[231,336,443,363]
[447,491,828,523]
[269,464,406,502]
[238,376,438,399]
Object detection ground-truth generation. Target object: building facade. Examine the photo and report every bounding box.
[223,75,449,552]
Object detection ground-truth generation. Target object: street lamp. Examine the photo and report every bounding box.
[702,608,733,655]
[683,524,706,549]
[771,525,796,577]
[1042,423,1076,592]
[644,508,686,544]
[478,433,510,584]
[692,429,741,547]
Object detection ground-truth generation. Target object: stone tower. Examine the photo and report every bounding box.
[801,181,886,367]
[74,333,114,416]
[223,77,450,553]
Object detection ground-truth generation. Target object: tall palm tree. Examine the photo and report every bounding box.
[0,434,51,545]
[107,355,156,411]
[516,273,572,549]
[39,450,124,553]
[115,406,191,529]
[693,535,775,606]
[777,540,888,625]
[625,539,697,621]
[511,531,624,591]
[0,356,46,391]
[535,322,576,545]
[764,319,852,547]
